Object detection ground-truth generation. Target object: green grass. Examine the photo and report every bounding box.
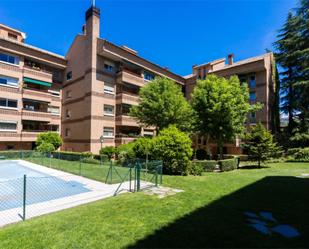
[25,157,130,184]
[0,162,309,248]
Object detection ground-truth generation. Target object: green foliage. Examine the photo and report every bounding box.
[293,148,309,162]
[36,143,55,153]
[81,157,100,164]
[132,137,153,159]
[81,151,93,158]
[191,74,251,159]
[219,157,239,171]
[151,125,193,175]
[243,123,282,167]
[286,148,302,156]
[129,77,193,132]
[99,146,116,159]
[117,142,136,164]
[188,161,203,176]
[193,160,217,172]
[36,132,62,150]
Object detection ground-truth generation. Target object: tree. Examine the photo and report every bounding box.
[36,132,62,150]
[100,146,116,160]
[151,125,193,175]
[132,137,153,160]
[243,123,281,167]
[36,142,55,153]
[191,74,251,159]
[130,77,193,133]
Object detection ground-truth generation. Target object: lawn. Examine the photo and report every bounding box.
[0,162,308,248]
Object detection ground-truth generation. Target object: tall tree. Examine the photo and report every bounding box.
[243,123,281,167]
[130,77,193,133]
[191,75,251,159]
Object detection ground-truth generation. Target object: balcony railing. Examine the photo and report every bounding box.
[117,70,144,87]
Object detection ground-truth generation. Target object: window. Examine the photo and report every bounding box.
[103,127,114,138]
[104,104,114,116]
[0,75,19,87]
[66,71,72,81]
[144,71,155,81]
[8,33,18,40]
[249,92,256,101]
[66,109,71,118]
[249,112,256,123]
[0,53,19,65]
[0,121,17,132]
[249,74,256,88]
[104,61,115,73]
[104,83,115,94]
[65,128,71,137]
[0,98,18,109]
[48,106,60,115]
[66,90,72,99]
[238,75,247,85]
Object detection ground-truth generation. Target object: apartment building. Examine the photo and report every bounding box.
[185,53,276,154]
[0,4,274,154]
[0,24,66,150]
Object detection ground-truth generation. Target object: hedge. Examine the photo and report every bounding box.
[192,160,217,172]
[193,156,240,172]
[0,150,34,159]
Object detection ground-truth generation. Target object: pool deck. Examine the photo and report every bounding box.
[0,160,154,227]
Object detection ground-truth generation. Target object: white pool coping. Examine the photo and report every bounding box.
[0,160,155,227]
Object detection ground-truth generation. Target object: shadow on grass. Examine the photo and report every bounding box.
[128,176,309,248]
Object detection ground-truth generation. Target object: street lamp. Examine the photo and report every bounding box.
[100,135,104,149]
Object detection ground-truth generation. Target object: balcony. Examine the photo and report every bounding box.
[115,135,137,145]
[116,92,139,105]
[115,115,139,127]
[117,70,144,87]
[23,67,53,83]
[21,120,59,141]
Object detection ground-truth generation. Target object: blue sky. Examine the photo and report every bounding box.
[0,0,297,76]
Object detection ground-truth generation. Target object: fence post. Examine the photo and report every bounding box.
[22,174,26,221]
[160,162,163,184]
[155,165,158,187]
[136,161,141,191]
[129,167,132,192]
[79,156,82,176]
[110,160,113,184]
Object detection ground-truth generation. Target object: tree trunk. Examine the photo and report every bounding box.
[218,139,223,160]
[206,134,211,159]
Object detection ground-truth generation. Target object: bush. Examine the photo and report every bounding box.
[81,157,100,164]
[151,125,193,175]
[188,161,204,176]
[286,148,302,156]
[36,132,62,150]
[117,142,136,164]
[196,149,207,160]
[132,137,153,159]
[36,143,55,153]
[294,148,309,161]
[0,150,33,159]
[219,157,239,171]
[81,151,93,158]
[100,146,116,159]
[193,160,217,172]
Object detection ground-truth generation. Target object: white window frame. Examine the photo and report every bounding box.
[104,83,115,95]
[0,120,18,132]
[0,52,19,66]
[104,104,114,116]
[48,106,60,115]
[0,98,18,110]
[48,90,60,97]
[0,75,19,88]
[103,127,114,138]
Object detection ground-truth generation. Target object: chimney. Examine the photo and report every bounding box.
[228,54,234,65]
[85,5,100,38]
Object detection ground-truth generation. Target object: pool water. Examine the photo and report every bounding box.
[0,161,91,211]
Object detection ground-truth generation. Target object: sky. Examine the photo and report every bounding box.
[0,0,297,76]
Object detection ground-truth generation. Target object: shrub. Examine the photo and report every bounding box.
[36,143,55,153]
[195,149,207,160]
[151,125,193,175]
[219,157,239,171]
[294,148,309,161]
[189,161,204,176]
[36,132,62,150]
[193,160,217,172]
[100,146,116,159]
[286,148,302,156]
[81,151,93,158]
[117,142,136,164]
[132,137,153,159]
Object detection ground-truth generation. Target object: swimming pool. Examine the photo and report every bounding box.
[0,160,91,212]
